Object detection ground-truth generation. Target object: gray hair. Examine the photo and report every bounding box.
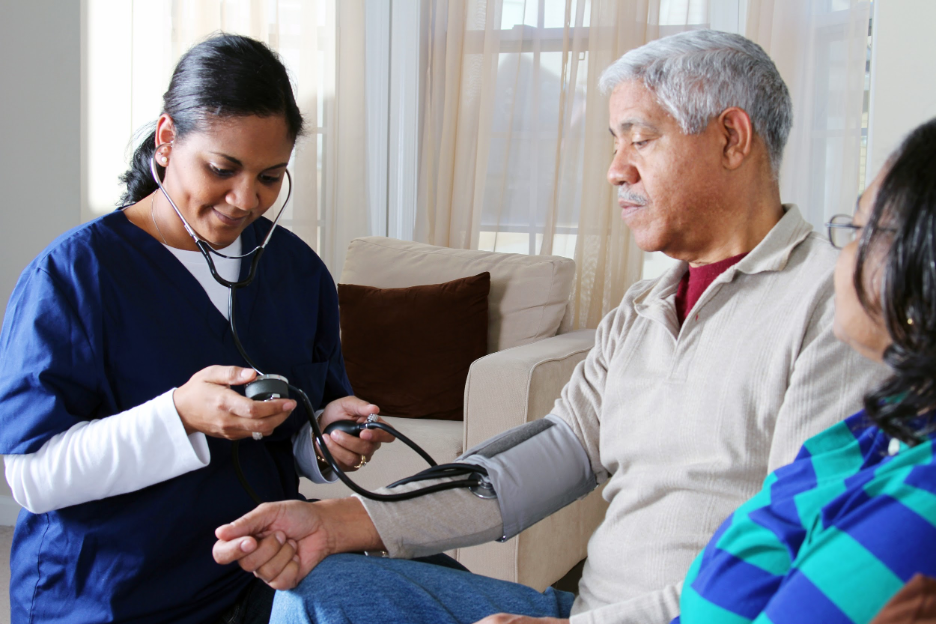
[599,30,792,178]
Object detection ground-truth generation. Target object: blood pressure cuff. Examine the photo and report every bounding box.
[458,415,597,541]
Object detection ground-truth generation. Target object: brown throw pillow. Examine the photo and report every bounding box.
[338,272,490,421]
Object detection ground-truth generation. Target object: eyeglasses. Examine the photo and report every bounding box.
[825,213,897,249]
[825,214,861,249]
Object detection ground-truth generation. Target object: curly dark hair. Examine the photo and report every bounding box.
[119,32,304,205]
[855,118,936,444]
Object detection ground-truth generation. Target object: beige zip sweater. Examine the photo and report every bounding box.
[357,206,889,624]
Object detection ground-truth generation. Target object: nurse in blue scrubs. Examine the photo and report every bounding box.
[0,33,392,624]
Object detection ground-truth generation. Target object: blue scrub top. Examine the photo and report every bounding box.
[0,211,352,624]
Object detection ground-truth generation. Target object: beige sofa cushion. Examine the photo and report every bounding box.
[340,237,575,352]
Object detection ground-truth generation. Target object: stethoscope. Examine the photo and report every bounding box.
[149,147,489,503]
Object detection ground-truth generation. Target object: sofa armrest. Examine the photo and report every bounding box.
[463,329,596,450]
[458,329,604,590]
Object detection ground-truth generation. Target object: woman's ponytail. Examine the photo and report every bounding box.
[119,127,159,205]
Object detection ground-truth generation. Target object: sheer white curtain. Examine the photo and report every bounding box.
[747,0,871,229]
[82,0,371,276]
[415,0,871,329]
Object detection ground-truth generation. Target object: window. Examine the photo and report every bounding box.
[473,0,593,258]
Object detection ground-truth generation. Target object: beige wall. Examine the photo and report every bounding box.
[867,0,936,178]
[0,1,81,515]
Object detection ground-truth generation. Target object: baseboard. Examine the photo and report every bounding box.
[0,495,21,526]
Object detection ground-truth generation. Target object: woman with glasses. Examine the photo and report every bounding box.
[0,34,395,624]
[673,118,936,623]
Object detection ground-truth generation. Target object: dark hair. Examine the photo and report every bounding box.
[855,118,936,444]
[119,33,304,204]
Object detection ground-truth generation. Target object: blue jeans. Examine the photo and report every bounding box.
[271,553,576,624]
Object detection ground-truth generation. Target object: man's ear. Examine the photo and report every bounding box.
[155,113,177,147]
[719,107,754,171]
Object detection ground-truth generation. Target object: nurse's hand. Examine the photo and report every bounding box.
[173,366,296,440]
[213,497,383,589]
[316,396,395,472]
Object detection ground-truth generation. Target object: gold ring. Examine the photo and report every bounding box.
[354,454,367,469]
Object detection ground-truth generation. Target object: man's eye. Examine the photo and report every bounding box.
[633,139,650,148]
[261,174,283,185]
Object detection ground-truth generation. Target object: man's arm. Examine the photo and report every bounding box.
[767,286,887,472]
[267,311,612,567]
[362,415,597,557]
[357,476,505,558]
[360,311,617,558]
[216,414,593,576]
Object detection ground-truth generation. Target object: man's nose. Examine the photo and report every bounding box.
[607,150,639,187]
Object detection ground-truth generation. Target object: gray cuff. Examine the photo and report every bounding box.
[354,479,503,559]
[460,415,597,540]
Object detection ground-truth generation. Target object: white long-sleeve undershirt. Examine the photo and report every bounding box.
[3,236,336,514]
[5,391,207,514]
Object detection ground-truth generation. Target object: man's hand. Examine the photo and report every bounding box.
[213,500,324,589]
[227,531,301,590]
[317,396,395,471]
[474,617,569,624]
[213,497,384,589]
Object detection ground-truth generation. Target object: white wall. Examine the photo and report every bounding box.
[867,0,936,179]
[0,1,82,522]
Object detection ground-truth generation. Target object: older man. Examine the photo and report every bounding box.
[213,30,885,624]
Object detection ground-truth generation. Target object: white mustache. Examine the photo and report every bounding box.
[618,188,648,206]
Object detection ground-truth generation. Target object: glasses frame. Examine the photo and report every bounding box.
[825,212,898,250]
[825,214,861,249]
